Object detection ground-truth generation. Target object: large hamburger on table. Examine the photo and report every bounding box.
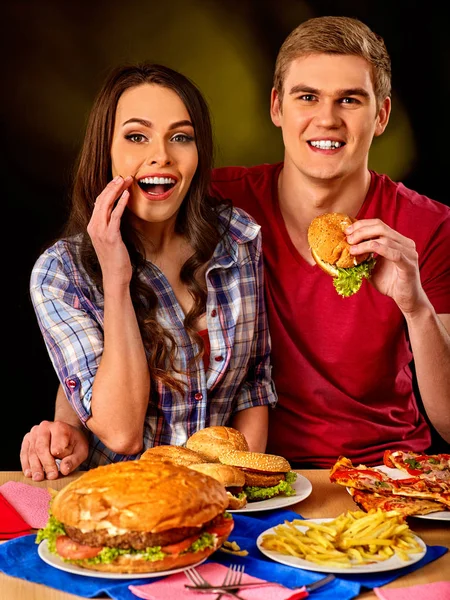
[307,212,376,297]
[218,449,297,501]
[36,460,233,573]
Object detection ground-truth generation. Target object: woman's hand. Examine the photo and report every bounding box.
[20,421,89,481]
[87,175,133,288]
[345,218,427,315]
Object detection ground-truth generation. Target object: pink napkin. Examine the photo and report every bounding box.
[0,482,51,529]
[0,492,32,539]
[129,562,308,600]
[374,581,450,600]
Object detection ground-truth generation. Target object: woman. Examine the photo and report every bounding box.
[22,63,275,478]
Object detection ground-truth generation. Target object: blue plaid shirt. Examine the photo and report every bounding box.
[30,207,277,468]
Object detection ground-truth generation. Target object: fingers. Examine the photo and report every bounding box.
[19,421,86,481]
[93,175,133,214]
[345,219,417,265]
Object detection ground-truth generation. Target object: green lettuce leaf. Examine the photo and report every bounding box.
[244,471,297,501]
[333,257,376,297]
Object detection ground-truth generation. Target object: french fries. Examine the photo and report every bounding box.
[260,509,423,567]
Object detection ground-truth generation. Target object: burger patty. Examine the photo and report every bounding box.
[65,518,214,550]
[243,471,286,487]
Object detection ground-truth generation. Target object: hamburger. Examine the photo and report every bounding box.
[36,460,233,573]
[188,463,248,510]
[140,444,208,467]
[186,426,249,462]
[218,449,297,502]
[307,212,376,297]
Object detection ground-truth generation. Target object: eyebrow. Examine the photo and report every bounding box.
[121,118,194,129]
[289,84,370,99]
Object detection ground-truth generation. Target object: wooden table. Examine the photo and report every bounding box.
[0,470,448,599]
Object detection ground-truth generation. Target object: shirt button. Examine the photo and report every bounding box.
[67,379,77,390]
[214,356,224,362]
[211,309,217,317]
[194,392,203,401]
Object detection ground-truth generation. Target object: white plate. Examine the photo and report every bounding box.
[256,518,426,574]
[372,465,450,521]
[38,539,207,579]
[228,474,312,513]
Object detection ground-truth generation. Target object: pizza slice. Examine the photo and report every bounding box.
[383,450,450,481]
[349,488,448,516]
[329,456,450,508]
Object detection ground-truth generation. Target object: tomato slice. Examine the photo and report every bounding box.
[207,516,234,538]
[161,534,200,555]
[56,535,102,559]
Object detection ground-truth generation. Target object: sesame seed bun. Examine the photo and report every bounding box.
[218,449,291,473]
[307,212,371,270]
[140,444,207,467]
[186,426,249,462]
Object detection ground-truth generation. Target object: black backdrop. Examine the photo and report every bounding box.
[4,0,449,468]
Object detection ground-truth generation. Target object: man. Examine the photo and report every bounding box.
[21,16,450,480]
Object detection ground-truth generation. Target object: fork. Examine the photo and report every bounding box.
[184,565,245,600]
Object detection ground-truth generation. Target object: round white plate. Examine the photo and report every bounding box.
[228,473,312,513]
[256,518,426,574]
[38,539,207,579]
[372,465,450,521]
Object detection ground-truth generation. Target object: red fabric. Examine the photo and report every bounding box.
[198,328,210,371]
[0,492,32,539]
[211,164,450,467]
[0,482,51,529]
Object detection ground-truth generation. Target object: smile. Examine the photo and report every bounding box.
[138,176,177,196]
[309,140,344,149]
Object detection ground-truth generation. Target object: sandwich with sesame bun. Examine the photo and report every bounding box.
[36,460,233,573]
[218,449,297,502]
[307,212,376,297]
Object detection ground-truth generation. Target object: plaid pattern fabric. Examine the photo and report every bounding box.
[30,207,277,468]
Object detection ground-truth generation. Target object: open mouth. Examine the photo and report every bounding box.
[138,176,177,195]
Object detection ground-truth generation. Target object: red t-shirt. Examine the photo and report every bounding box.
[211,163,450,467]
[198,328,211,371]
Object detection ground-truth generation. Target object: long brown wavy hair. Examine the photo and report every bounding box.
[63,63,231,392]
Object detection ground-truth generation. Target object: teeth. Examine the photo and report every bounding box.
[310,140,343,149]
[139,176,176,184]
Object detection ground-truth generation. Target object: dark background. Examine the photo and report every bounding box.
[4,0,449,469]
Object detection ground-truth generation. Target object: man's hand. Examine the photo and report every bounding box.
[20,421,89,481]
[345,218,426,314]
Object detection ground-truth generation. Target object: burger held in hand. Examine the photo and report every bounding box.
[307,212,376,297]
[218,449,297,502]
[188,463,248,510]
[36,460,233,573]
[186,426,249,462]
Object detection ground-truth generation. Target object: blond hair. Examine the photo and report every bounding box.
[274,16,391,108]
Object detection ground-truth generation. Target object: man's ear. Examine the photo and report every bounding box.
[270,88,282,127]
[374,96,391,137]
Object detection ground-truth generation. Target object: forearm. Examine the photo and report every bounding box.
[55,385,84,429]
[231,405,268,452]
[406,305,450,442]
[88,287,150,454]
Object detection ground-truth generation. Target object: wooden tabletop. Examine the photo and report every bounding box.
[0,470,448,599]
